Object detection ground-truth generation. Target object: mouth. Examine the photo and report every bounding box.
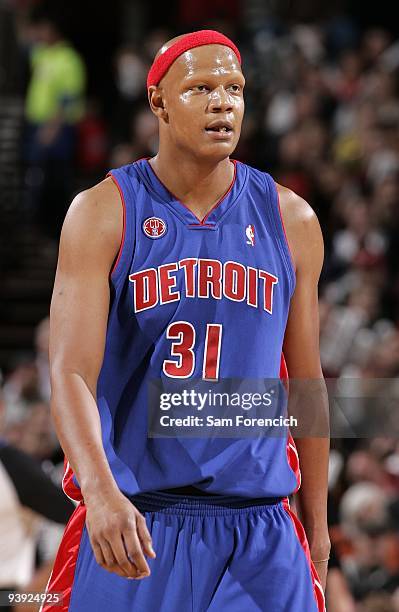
[205,126,233,133]
[204,122,234,140]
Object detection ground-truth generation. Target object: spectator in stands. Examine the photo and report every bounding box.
[23,5,86,238]
[0,390,74,611]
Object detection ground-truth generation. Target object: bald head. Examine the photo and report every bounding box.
[154,34,187,61]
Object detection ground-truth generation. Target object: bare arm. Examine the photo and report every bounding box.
[49,178,155,580]
[50,179,119,500]
[278,185,331,589]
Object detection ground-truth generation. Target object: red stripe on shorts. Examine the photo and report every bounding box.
[282,498,326,612]
[41,503,86,612]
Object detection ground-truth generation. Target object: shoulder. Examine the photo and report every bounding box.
[59,42,83,62]
[56,43,86,76]
[60,177,123,266]
[276,183,324,274]
[276,183,318,229]
[243,164,322,246]
[67,176,121,228]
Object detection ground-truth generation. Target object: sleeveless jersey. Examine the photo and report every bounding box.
[64,158,301,501]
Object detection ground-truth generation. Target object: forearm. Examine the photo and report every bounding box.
[293,436,330,557]
[51,369,155,579]
[50,370,119,501]
[287,376,330,555]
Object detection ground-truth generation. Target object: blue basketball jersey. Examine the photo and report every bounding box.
[68,158,301,500]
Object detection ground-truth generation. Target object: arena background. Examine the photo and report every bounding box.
[1,0,399,610]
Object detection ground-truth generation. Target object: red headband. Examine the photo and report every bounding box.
[147,30,241,89]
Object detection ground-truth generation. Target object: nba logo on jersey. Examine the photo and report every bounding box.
[246,224,255,246]
[143,216,167,239]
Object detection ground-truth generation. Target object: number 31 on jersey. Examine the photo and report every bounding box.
[162,321,222,381]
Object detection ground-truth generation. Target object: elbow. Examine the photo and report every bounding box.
[49,362,98,404]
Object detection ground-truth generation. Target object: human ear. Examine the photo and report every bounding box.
[148,86,168,122]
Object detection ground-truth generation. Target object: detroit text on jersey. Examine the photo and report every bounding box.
[129,258,278,314]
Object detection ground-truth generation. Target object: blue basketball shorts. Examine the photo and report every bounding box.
[41,491,325,612]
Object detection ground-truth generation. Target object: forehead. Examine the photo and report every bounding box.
[166,44,242,82]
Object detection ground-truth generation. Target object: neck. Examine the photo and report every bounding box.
[148,144,234,222]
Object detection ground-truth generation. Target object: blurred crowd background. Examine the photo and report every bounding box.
[1,0,399,610]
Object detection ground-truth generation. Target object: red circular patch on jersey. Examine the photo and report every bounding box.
[142,217,167,239]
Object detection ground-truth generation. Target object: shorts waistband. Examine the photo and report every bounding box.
[128,490,285,516]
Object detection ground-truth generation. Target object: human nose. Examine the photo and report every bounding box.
[208,86,233,112]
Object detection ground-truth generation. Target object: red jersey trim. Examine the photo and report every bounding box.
[275,182,296,276]
[200,160,237,225]
[62,458,83,503]
[280,353,301,493]
[107,172,127,278]
[145,158,237,225]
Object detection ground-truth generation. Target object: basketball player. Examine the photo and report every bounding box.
[43,30,330,611]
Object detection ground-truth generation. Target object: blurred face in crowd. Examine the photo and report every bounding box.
[29,20,60,46]
[149,43,245,163]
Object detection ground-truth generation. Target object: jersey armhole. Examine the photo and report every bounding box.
[263,173,296,298]
[106,171,128,283]
[275,182,296,278]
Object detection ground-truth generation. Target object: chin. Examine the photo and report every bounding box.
[196,141,238,163]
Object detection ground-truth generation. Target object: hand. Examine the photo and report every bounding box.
[84,488,156,579]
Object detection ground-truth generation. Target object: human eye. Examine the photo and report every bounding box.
[191,84,209,93]
[228,84,242,93]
